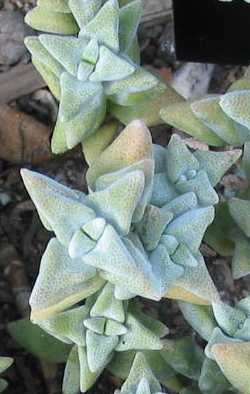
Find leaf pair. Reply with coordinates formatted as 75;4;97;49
25;0;163;153
149;134;240;304
115;352;165;394
161;67;250;147
21;123;241;321
39;284;167;392
179;297;250;393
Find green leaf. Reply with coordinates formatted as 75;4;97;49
111;82;184;127
80;0;120;52
161;337;204;380
220;90;250;131
229;197;250;238
232;232;250;279
191;96;241;146
199;357;231;394
178;302;217;341
0;358;13;375
204;202;235;257
211;341;250;394
25;7;79;35
8;319;71;363
63;346;80;394
160;101;225;147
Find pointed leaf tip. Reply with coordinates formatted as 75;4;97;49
211;341;250;394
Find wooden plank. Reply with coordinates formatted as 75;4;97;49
0;63;45;104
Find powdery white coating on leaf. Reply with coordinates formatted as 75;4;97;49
80;0;120;52
83;225;160;300
38;0;71;13
95;159;154;223
69;0;102;28
23;126;240;316
40;305;89;346
116;313;163;352
165;252;219;305
165;207;215;253
78;346;102;392
116;352;164;394
21;169;95;246
178;302;217;341
220;90;250;131
212;301;246;337
191;96;242;146
87;170;145;235
29;238;104;321
160;102;225;147
25;0;157;154
211;342;250;394
86;119;153;187
33;283;168;389
90;282;126;322
161;65;250;147
86;330;119;372
25;6;79;35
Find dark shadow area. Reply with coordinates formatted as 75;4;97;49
173;0;250;65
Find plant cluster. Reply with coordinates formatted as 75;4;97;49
160;66;250;147
3;0;250;393
20;119;241;393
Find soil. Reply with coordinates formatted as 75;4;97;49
0;1;249;393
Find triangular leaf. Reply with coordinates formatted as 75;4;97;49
191;96;241;145
63;346;80;394
90;283;125;323
116;313;163;351
69;0;102;28
81;0;120;51
160;102;225;147
87;170;144;235
29;238;104;321
78;346;101;392
86;330;118;372
220;90;250;131
25;6;79;34
90;46;135;82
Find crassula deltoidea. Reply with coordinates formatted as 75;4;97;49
13;0;250;392
24;0;182;154
160;65;250;147
21;119;242;392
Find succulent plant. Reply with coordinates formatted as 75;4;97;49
38;284;167;392
114;352;165;394
0;357;13;392
20;119;242;392
179;297;250;394
149;133;240;305
160;66;250;147
18;1;250;392
205;140;250;280
24;0;182;154
21;122;241;315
